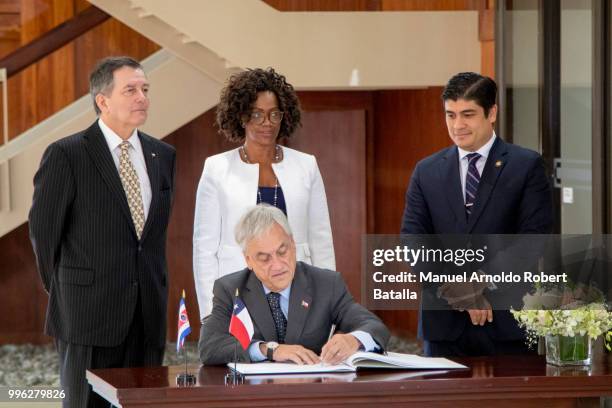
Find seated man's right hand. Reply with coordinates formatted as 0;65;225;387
264;344;320;365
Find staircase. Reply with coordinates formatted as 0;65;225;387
90;0;480;89
0;0;480;237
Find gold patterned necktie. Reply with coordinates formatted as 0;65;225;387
118;141;145;239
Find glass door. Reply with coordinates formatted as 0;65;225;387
558;0;593;234
498;0;604;234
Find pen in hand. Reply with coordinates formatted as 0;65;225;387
327;324;336;342
321;324;337;366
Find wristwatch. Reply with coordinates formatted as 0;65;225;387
266;341;279;361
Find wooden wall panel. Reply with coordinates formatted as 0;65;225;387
162;109;235;342
10;42;76;138
0;0;20;58
0;0;20;14
20;0;73;43
74;0;91;14
0;224;48;344
0;31;19;59
72;19;161;96
479;3;495;78
372;88;453;337
373;88;451;233
297;91;376;232
481;39;495;78
9;0;76;139
287;110;367;300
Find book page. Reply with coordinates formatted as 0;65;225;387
347;351;467;369
228;362;356;375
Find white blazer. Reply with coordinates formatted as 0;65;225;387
193;146;336;318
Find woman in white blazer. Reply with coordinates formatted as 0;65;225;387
193;68;335;319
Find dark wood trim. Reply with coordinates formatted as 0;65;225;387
479;8;494;42
608;0;612;234
540;0;561;234
365;94;375;233
0;6;110;77
494;0;506;141
264;0;381;11
592;0;608;234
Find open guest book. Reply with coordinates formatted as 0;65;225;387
227;351;467;375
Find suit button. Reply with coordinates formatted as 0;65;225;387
132;280;138;286
138;245;142;252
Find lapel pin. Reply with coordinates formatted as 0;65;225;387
151;153;156;158
301;300;309;309
495;160;502;168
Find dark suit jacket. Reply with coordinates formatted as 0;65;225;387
29;121;176;348
400;137;553;342
199;262;390;365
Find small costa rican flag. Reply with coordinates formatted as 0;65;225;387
176;290;191;353
229;290;254;350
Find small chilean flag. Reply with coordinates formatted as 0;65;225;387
229;289;254;350
176;290;191;353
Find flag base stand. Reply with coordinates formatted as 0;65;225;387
224;338;245;386
176;373;196;387
224;370;245;386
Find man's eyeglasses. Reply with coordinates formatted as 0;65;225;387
248;110;284;125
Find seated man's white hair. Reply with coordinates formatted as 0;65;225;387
235;204;293;251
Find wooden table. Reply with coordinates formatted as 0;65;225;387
87;355;612;407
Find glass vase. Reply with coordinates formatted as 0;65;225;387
545;334;592;366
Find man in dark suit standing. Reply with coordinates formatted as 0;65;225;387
200;204;389;365
401;72;552;357
29;56;175;407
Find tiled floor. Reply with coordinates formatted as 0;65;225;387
0;336;421;387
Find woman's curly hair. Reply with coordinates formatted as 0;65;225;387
216;68;301;142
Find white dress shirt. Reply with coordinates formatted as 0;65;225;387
247;282;378;361
457;132;497;203
98;118;152;219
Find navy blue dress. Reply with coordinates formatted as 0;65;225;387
257;186;287;216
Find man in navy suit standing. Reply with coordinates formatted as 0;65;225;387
400;72;553;357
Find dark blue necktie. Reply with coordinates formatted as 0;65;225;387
266;292;287;343
465;153;481;218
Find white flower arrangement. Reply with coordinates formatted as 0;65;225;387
512;304;612;348
512;283;612;350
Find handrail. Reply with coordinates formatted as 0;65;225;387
0;68;6;146
0;6;110;78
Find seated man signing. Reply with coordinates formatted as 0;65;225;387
199;204;389;365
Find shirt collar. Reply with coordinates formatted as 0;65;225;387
262;282;292;301
457;132;497;161
98;118;139;151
